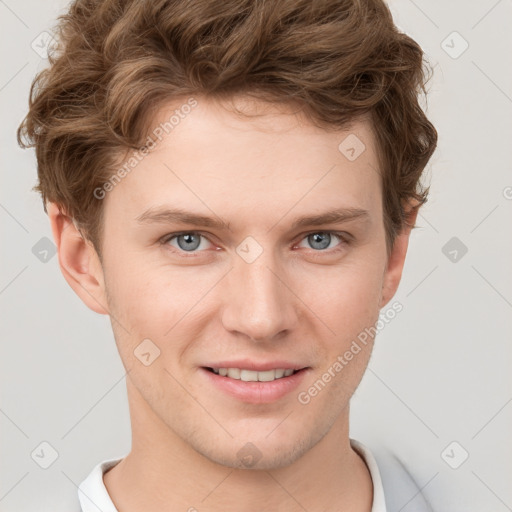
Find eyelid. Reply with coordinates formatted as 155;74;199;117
295;229;352;243
293;230;352;252
159;231;215;249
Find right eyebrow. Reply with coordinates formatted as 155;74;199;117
135;207;231;230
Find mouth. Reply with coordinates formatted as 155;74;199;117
199;361;311;403
200;365;310;403
203;366;305;382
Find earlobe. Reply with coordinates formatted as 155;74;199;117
47;202;109;315
379;204;419;308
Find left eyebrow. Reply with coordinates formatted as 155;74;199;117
288;207;370;231
135;206;370;231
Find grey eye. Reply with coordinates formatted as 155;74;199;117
307;232;332;250
175;233;202;251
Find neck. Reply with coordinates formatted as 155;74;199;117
103;378;373;512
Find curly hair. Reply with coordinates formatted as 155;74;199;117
17;0;437;258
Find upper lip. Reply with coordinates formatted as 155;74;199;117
202;360;308;371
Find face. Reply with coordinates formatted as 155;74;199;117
68;95;408;470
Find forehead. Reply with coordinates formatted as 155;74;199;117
105;95;382;228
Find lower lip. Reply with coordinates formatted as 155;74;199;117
200;367;309;404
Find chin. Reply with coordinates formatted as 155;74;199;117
193;430;322;471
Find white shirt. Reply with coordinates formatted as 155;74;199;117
77;438;430;511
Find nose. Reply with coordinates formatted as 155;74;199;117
221;249;299;342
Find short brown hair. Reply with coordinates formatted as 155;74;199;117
17;0;437;258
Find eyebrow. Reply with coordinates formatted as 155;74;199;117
135;206;370;231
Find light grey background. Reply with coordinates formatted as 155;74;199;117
1;1;511;511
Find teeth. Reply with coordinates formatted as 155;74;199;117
227;368;240;379
240;369;259;382
211;367;298;381
257;370;276;382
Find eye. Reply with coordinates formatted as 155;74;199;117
159;230;351;257
296;231;349;252
161;232;213;253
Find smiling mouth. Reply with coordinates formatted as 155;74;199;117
204;367;305;382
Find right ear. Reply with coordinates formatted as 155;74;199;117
47;202;109;315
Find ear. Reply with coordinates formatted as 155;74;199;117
379;202;420;308
47;202;109;315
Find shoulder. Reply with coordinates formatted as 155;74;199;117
351;438;434;512
76;457;124;512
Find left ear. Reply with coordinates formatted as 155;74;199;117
379;201;420;308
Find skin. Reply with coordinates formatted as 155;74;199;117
48;95;418;512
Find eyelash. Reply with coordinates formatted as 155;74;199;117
158;230;352;257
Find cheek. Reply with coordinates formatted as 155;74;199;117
296;264;384;403
297;259;384;340
104;257;218;341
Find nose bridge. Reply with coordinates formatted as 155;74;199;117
222;242;296;341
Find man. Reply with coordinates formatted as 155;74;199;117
17;0;437;510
